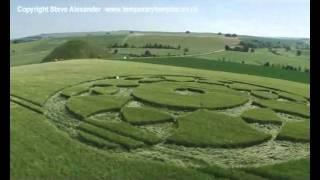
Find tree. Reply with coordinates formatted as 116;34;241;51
113;49;118;54
284;46;291;51
112;43;118;48
185;31;190;34
183;48;189;53
123;43;129;48
177;45;181;49
144;50;152;56
296;50;302;56
264;62;270;67
225;45;230;51
250;48;255;53
218;32;222;35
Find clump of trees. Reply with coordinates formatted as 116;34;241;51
224;33;237;37
296;50;302;56
143;43;180;49
263;62;308;73
111;43;181;50
268;48;281;55
225;45;249;52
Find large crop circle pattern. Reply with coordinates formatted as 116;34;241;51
43;74;310;168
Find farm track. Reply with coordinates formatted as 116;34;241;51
38;75;310;169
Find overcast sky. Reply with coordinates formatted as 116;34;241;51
10;0;310;39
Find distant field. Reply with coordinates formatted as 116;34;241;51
112;48;183;56
10;34;127;66
195;49;309;70
10;39;66;66
125;34;239;54
118;57;309;83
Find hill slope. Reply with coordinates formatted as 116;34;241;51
42;40;107;62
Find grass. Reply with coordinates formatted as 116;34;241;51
120;57;309;84
241;108;282;125
42;40;110;62
253;99;310;118
198;79;225;85
11;102;215;179
125;34;238;54
167;110;271;148
61;83;93;97
77;130;120;149
90;86;119;95
276;121;310;142
10;60;309;106
112;48;183;56
93;79;139;87
139;77;164;83
277;91;307;103
199;165;267;180
243;158;310;180
133;82;249;110
163;76;196;82
121;106;173;125
84;119;162;145
196;49;309;70
66;95;131;119
227;83;268;91
251;90;278;99
10;38;66;66
78;122;145;149
10;96;43;114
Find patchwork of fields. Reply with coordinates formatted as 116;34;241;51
11;60;310;179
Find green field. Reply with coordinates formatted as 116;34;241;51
11;30;310;179
11;59;309;179
195;48;309;70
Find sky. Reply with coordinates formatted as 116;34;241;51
10;0;310;39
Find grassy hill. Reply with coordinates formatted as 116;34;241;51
42;40;108;62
